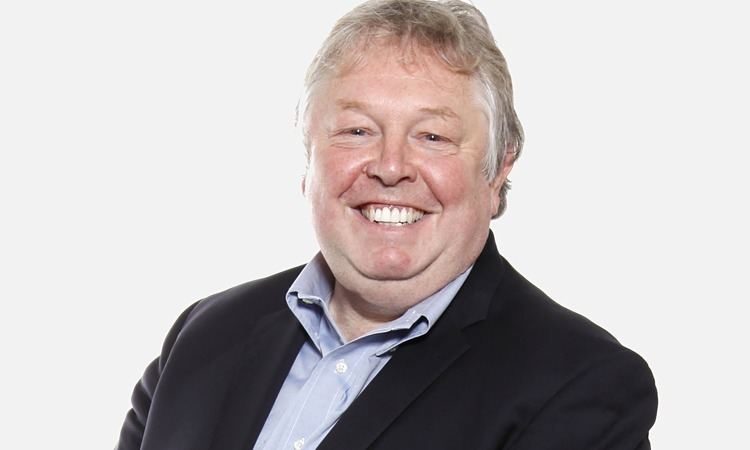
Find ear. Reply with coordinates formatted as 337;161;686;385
489;151;515;213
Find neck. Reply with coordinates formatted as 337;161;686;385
328;280;410;341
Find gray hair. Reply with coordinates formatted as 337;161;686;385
299;0;524;217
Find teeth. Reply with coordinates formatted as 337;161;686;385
361;205;425;225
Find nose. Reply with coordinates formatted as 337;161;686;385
364;136;417;186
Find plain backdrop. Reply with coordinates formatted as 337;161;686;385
1;1;748;448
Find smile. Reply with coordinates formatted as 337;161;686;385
360;205;425;226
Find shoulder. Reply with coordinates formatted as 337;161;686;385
476;257;643;373
460;255;657;446
493;258;621;351
187;265;305;328
471;255;656;413
156;265;305;367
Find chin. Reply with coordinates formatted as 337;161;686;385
353;247;425;281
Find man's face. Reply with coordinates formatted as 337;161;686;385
304;44;511;310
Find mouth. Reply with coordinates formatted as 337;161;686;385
360;204;425;226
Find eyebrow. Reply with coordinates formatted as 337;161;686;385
418;106;459;120
335;100;460;120
335;100;368;111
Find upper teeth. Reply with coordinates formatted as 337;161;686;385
362;205;424;225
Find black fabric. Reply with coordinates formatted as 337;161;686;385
117;233;657;449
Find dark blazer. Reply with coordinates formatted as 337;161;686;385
118;234;657;449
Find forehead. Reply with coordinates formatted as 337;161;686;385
310;43;486;119
337;42;474;93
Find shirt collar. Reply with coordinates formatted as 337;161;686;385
287;253;334;306
286;252;472;350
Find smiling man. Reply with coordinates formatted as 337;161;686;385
303;42;511;341
117;1;657;449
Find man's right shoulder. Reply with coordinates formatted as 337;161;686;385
157;264;305;361
188;264;305;322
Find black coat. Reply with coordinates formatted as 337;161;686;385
118;233;657;449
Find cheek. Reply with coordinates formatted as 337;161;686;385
424;159;487;209
308;149;367;207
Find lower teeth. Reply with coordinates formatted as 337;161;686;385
376;221;405;226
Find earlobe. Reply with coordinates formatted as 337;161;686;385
489;175;504;215
491;153;515;192
490;172;505;193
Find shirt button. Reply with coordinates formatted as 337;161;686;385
301;298;313;304
293;438;305;449
335;360;348;374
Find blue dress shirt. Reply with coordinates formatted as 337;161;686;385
253;253;472;450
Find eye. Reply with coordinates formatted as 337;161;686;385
414;131;458;152
329;126;374;148
348;128;368;136
420;132;452;144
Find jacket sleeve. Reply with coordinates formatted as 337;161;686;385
508;348;658;450
116;302;200;450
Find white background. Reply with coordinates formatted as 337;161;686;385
1;1;747;448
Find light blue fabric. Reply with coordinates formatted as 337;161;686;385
253;253;472;450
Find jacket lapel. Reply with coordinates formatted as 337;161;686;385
318;232;507;450
317;323;470;450
208;306;306;450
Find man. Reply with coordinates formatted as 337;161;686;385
118;1;657;449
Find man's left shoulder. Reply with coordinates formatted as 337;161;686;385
467;257;654;388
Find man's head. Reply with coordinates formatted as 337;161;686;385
301;0;524;218
301;0;523;317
